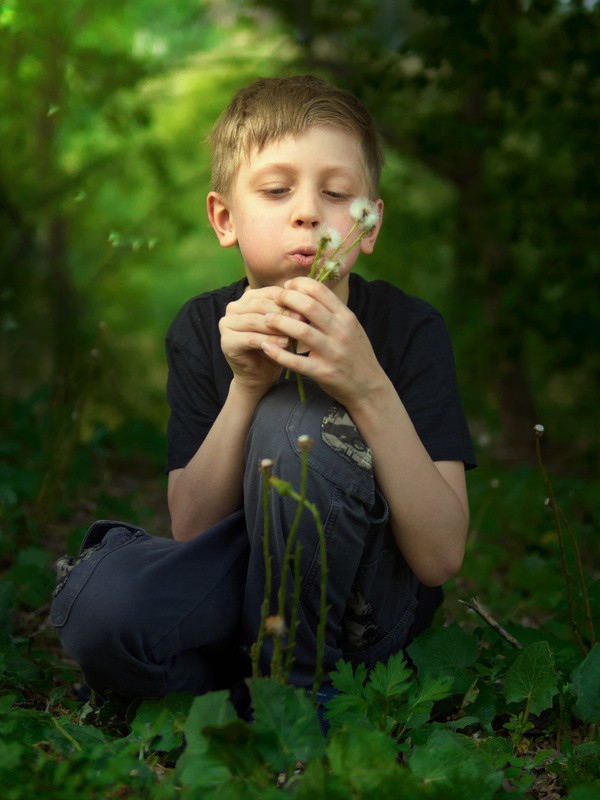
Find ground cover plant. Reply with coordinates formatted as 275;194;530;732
1;395;599;799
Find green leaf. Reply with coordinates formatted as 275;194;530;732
175;690;237;790
367;651;413;700
566;789;600;800
572;642;600;723
203;717;270;779
503;641;558;716
329;659;368;697
130;692;193;752
407;623;479;691
249;679;326;772
295;758;350;800
409;729;503;800
326;727;400;794
403;673;454;729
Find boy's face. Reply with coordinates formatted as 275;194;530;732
207;126;383;300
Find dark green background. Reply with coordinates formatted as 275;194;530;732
2;0;599;529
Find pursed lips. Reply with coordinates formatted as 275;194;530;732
287;247;316;267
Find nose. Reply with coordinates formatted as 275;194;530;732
291;190;321;228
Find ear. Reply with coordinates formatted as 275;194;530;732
359;199;384;255
207;192;238;248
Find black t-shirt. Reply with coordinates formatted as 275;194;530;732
165;273;476;472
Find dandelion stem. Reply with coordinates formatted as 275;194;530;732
271;445;309;680
251;460;274;678
284;540;303;679
51;716;82;752
534;432;587;656
559;504;596;648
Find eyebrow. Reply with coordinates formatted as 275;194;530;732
251;162;362;181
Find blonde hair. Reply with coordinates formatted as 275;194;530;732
208;75;384;200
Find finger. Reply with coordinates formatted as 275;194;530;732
271;292;334;335
263;312;320;349
282;277;342;313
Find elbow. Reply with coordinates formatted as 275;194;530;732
417;552;464;587
413;534;466;587
170;513;200;542
171;522;187;542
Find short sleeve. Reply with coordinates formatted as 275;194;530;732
165;334;221;472
164;282;245;472
395;312;476;470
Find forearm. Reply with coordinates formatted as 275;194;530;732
348;376;469;587
168;380;263;541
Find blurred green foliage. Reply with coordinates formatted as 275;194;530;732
1;0;599;478
252;0;600;464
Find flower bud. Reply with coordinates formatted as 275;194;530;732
259;458;274;475
297;434;314;452
534;424;545;437
265;615;287;638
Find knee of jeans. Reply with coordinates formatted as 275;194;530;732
57;568;151;668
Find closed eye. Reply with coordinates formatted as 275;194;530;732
262;187;289;196
324;190;349;201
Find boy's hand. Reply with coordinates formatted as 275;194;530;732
262;277;386;408
219;286;290;394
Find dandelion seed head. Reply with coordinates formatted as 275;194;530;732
317;225;341;252
317;260;341;282
534;423;545;437
297;434;314;451
350;197;379;231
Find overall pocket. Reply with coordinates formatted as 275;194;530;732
340;524;419;668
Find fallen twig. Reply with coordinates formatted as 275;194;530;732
459;596;523;649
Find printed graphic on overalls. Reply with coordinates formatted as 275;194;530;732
342;588;380;648
321;405;372;471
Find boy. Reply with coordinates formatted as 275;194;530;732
50;75;476;700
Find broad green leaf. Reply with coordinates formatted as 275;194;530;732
0;741;24;771
296;758;350;800
571;642;600;723
409;729;503;800
203;717;271;780
0;693;16;713
327;727;400;794
130;692;193;752
249;679;326;772
503;641;558;715
0;707;54;745
566;789;600;800
175;690;237;790
407;623;479;691
48;720;107;755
